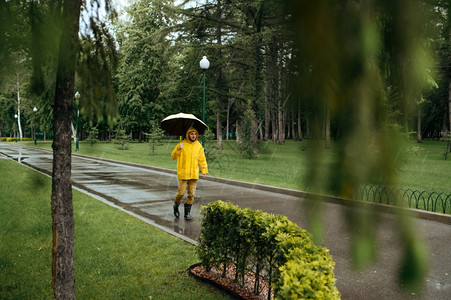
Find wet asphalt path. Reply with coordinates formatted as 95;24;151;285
1;143;450;300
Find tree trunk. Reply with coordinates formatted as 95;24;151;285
226;97;231;140
216;95;223;148
277;97;284;144
448;80;451;136
448;2;451;143
272;107;277;143
277;49;285;145
236;120;241;144
297;99;302;141
287;117;291;139
325;103;331;148
250;110;259;151
264;73;270;142
259;121;263;140
417;103;422;143
264;42;276;143
215;0;223;150
71;122;76;144
16;73;23;141
51;0;81;298
404;113;409;138
250;6;263;152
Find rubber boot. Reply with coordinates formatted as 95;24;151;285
173;202;180;218
184;204;193;221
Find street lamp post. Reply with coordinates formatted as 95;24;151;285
199;56;210;148
74;91;80;152
33;107;38;145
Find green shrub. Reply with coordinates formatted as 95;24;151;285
237;108;258;159
197;200;340;299
113;128;130;150
275;247;340;299
87;126;99;146
204;129;219;162
144;120;164;156
3;137;32;142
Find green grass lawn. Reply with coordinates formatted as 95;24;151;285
0;158;230;299
24;137;451;193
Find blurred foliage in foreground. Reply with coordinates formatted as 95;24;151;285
285;0;443;292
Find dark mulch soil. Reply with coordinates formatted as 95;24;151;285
189;263;273;300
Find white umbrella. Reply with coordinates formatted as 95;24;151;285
160;113;208;136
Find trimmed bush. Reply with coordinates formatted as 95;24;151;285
197;200;340;299
275;242;340;299
2;137;33;142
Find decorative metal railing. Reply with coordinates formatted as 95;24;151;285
356;185;451;214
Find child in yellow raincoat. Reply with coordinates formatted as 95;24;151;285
171;127;208;220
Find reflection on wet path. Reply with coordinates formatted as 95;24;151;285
0;144;204;242
0;144;302;244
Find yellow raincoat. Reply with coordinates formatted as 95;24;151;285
171;128;208;179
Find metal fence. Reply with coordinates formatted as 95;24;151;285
356;185;451;214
